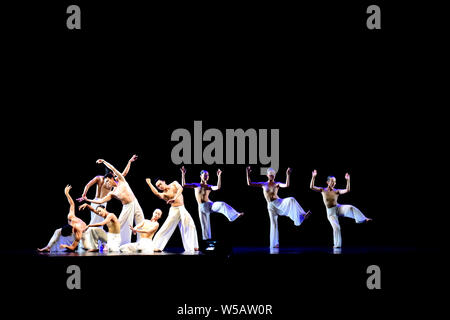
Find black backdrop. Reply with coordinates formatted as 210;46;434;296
3;0;446;251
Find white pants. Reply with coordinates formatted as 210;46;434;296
267;197;307;248
327;204;368;248
118;198;145;246
153;205;199;252
120;238;154;254
46;228;75;252
198;201;241;240
81;228;108;251
89;198;107;225
82;199;108;250
107;232;121;252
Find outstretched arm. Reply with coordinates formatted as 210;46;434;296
180;166;197;188
60;231;81;251
65;185;76;219
338;173;351;194
146;178;164;200
85;215;113;229
85;192;113;204
246;167;264;187
211;169;222;191
279;168;291;188
310;170;323;192
97;159;125;181
121;154;138;177
79;203;96;212
77;176;101;202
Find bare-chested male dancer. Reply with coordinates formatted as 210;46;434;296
39;185;107;252
181;166;243;241
310;170;372;248
80;204;121;252
120;209;162;254
85;159;145;246
247;167;311;248
77;154;138;224
147;178;199;252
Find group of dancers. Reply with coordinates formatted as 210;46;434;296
38;155;372;254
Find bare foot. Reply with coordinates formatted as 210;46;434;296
365;218;373;222
194;248;199;251
154;249;162;252
237;212;244;218
87;249;98;252
37;247;50;252
304;210;312;219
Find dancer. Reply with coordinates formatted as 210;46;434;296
147;177;199;252
246;167;311;248
85;159;145;246
120;209;162;253
181;166;243;241
80;204;121;252
310;170;372;248
39;185;107;252
74;155;138;250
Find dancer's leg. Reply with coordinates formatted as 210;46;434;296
211;201;242;222
198;202;212;240
153;207;181;251
179;206;199;252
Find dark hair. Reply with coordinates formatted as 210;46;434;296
200;170;209;175
327;176;336;181
104;172;114;179
96;205;105;211
61;224;73;237
154;178;165;184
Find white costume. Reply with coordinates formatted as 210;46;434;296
82;198;108;250
326;204;368;248
267;197;308;248
120;238;154;254
117;198;145;246
45;227;75;253
107;232;121;252
81;228;108;251
153;205;199;252
198;201;241;240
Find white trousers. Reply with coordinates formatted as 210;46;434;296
81;199;108;250
326;204;367;248
120;238;154;254
118;198;145;246
81;228;108;251
89;198;107;225
107;232;121;252
153;205;199;252
198;201;240;240
46;228;75;252
267;197;307;248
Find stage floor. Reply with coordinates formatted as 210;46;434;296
9;245;429;257
1;245;446;319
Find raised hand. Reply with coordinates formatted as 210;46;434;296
64;185;72;194
345;173;350;180
180;166;186;174
217;169;222;176
96;159;104;164
286;168;292;175
145;178;152;185
76;196;86;203
129;225;137;235
312;170;317;177
246;166;252;174
129;155;138;162
79;203;88;211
